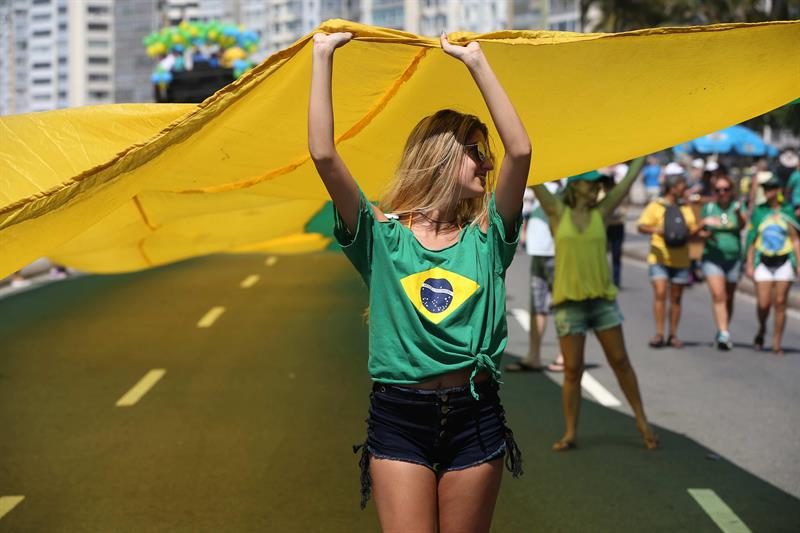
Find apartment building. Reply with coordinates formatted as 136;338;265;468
0;0;114;114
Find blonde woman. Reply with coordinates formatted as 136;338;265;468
534;161;659;452
309;31;530;532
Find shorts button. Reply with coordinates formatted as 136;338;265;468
439;394;448;402
379;386;386;392
440;406;450;414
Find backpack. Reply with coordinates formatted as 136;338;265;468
663;203;689;247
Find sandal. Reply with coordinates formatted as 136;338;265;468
666;335;684;348
552;439;577;452
754;333;764;351
648;335;665;348
505;361;544;372
546;355;565;372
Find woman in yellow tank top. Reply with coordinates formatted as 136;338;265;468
533;158;659;451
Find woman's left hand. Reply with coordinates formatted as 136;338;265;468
440;32;483;64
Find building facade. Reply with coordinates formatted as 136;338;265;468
0;0;114;115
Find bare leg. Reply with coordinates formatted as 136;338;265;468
539;314;564;363
772;281;792;356
668;282;685;343
651;279;667;339
754;281;773;349
706;275;729;332
370;459;438;533
437;459;504;533
554;333;586;449
521;312;544;367
595;326;659;449
725;282;737;322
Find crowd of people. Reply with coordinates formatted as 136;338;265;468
509;152;800;373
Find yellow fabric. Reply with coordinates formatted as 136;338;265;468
1;20;798;278
552;207;617;305
638;201;698;268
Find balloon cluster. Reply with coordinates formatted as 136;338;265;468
144;20;260;87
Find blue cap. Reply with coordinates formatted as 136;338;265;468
566;170;602;183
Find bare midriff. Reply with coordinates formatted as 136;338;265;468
399;368;491;390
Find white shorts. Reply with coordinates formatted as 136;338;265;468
754;261;796;282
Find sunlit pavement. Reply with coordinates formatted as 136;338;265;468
1;250;798;531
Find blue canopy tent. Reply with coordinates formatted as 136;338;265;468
673;124;779;157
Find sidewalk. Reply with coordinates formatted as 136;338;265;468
622;205;800;310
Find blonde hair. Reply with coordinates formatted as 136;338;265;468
379;109;495;228
562;181;600;209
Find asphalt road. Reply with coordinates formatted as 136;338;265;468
1;250;798;532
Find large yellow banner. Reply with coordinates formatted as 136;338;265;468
1;20;797;277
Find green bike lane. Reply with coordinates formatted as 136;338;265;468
1;252;798;531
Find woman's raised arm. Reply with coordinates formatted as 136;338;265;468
440;33;531;235
308;32;385;234
597;156;646;218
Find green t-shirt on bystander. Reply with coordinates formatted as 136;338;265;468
333;187;522;400
700;201;743;262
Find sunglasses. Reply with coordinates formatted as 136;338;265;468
464;143;489;163
715;187;731;193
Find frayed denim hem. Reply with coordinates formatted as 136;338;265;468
442;441;507;472
353;441;437;510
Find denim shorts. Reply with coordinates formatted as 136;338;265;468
553;298;624;337
648;263;691;284
701;258;742;283
352;379;523;510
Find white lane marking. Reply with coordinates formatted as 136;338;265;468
580;371;622;407
265;256;278;266
688;489;752;533
510;308;530;332
116;369;166;407
0;496;24;520
510;308;622;407
197;306;225;328
240;274;260;288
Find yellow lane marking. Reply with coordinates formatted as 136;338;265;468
197;306;225;328
116;369;166;407
240;274;260;288
688;489;752;533
0;496;24;520
265;256;278;266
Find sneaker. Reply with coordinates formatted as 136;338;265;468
716;331;732;351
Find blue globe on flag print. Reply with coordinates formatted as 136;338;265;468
420;278;454;313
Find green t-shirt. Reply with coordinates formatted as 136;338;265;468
745;203;800;268
700;201;743;262
333;187;521;400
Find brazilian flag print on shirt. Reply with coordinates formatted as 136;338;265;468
333;187;521;399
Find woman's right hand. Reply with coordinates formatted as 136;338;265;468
313;32;353;53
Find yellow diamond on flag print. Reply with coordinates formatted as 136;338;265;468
400;267;480;324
